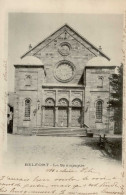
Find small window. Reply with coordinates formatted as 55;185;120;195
24;99;31;120
96;101;103;122
97;76;103;88
25;75;31;86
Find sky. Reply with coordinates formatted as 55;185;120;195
8;13;123;92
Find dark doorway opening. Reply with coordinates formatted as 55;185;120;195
7;105;14;134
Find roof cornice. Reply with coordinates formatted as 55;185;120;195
85;66;116;69
21;24;110;61
14;64;44;68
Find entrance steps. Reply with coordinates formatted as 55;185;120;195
32;127;87;137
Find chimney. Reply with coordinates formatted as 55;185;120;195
99;46;102;51
29;44;32;50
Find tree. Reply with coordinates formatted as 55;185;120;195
108;64;123;134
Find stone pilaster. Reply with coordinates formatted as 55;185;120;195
55;107;58;127
68;107;71;127
36;108;42;127
41;107;45;127
81;107;84;127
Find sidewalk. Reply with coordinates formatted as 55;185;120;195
93;133;122;139
93;133;122;160
2;134;122;171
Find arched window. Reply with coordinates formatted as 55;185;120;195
96;101;103;121
25;99;31;119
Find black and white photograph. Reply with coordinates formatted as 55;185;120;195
0;6;125;194
5;13;123;168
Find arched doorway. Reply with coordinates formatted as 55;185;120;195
71;99;82;127
58;98;69;127
44;98;55;127
7;105;14;134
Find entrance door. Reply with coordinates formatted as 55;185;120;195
71;108;81;127
44;107;55;127
58;107;68;127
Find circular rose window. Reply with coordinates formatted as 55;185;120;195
54;61;75;82
58;42;71;56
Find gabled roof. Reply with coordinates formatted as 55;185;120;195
21;24;110;61
18;56;43;65
87;56;113;66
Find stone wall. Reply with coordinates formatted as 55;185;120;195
13;66;44;134
13;24;116;135
32;28;95;85
84;67;115;134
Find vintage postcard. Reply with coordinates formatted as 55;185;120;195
0;0;126;194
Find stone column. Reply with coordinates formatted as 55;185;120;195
81;107;84;128
41;107;45;127
55;89;58;127
68;107;71;127
55;107;58;127
37;109;42;127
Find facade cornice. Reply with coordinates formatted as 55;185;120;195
85;66;116;69
42;84;85;89
14;64;44;68
90;90;109;92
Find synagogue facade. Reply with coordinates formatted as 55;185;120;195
13;24;115;135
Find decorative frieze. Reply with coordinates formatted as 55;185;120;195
71;91;83;100
45;98;55;106
44;90;56;100
57;90;70;101
58;98;69;106
72;98;82;107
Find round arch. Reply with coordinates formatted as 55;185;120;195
94;99;104;107
45;98;55;107
58;98;69;107
71;98;82;127
44;98;55;127
72;98;82;107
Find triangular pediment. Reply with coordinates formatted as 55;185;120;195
21;24;110;60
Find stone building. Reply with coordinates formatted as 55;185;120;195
13;24;115;136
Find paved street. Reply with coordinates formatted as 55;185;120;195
2;134;121;172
